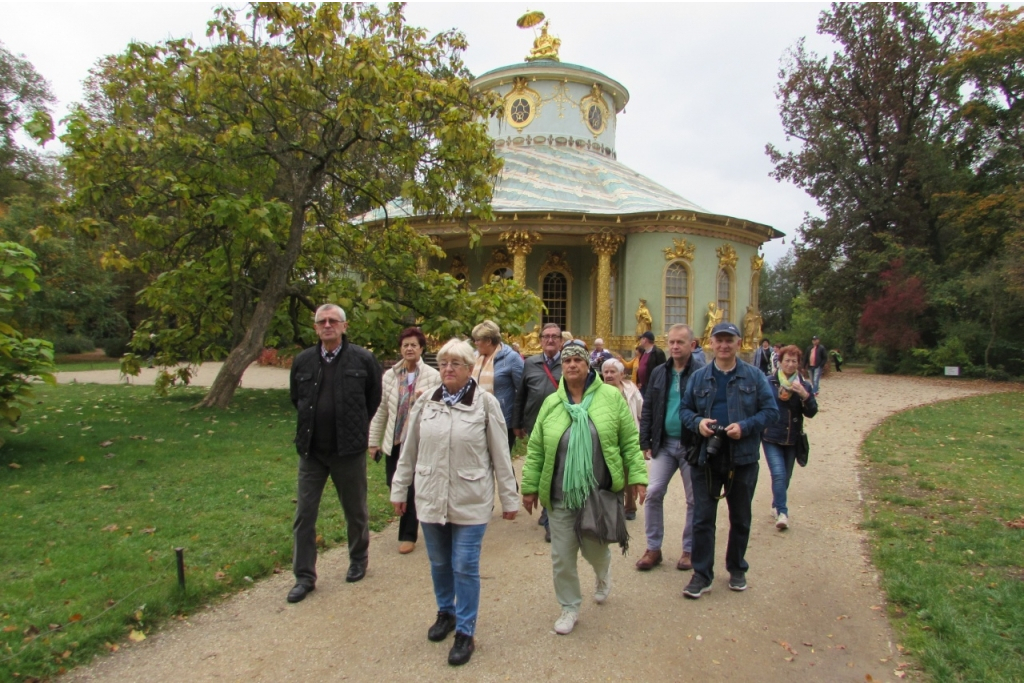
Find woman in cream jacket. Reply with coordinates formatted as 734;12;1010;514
390;338;519;667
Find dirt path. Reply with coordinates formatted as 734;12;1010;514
62;370;1015;682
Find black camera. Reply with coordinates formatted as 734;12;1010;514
705;424;730;457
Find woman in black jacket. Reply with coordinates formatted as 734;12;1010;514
762;345;817;531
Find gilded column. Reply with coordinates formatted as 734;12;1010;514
500;230;541;285
586;232;625;341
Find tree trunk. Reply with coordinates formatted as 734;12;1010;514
197;188;310;408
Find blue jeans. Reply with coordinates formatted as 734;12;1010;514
762;441;796;516
810;367;823;394
691;461;758;582
420;522;488;636
644;437;694;553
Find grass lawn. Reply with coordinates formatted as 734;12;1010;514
862;392;1024;682
54;361;123;373
0;382;396;681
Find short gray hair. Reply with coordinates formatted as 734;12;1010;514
471;319;501;345
314;304;346;322
602;358;625;375
437;338;475;367
668;323;694;340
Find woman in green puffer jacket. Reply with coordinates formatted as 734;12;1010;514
521;339;648;636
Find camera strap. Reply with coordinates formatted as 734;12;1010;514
704;440;735;501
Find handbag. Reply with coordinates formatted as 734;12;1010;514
574;487;630;554
796;432;810;467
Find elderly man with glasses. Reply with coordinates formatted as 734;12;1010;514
287;304;382;603
512;322;564;542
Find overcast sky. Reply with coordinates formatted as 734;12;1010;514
1;2;845;264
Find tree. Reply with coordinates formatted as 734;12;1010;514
758;248;801;333
767;3;978;333
63;3;536;408
0;242;55;443
0;40;55;202
858;260;929;352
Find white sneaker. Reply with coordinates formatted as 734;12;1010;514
594;576;611;604
554;609;578;635
776;512;789;530
771;506;778;519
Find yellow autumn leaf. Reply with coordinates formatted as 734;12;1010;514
128;629;146;642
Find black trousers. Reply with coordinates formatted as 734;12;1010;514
385;443;419;543
691;461;759;582
293;450;369;587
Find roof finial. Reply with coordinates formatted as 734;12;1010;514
517;11;560;62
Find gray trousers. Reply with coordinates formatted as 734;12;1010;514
293;450;369;586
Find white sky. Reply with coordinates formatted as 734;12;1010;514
1;2;844;264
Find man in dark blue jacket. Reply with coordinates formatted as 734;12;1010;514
680;322;777;598
635;324;704;572
288;304;382;602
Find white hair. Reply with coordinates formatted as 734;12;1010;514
314;304;346;322
602;358;625;375
437;338;475;367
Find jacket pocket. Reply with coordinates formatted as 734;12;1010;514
455;467;490;507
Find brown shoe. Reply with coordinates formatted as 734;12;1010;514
398;541;415;554
676;552;693;571
635;549;662;571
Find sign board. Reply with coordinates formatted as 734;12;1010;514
944;366;960;376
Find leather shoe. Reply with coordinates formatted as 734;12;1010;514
635;548;662;571
544;526;551;543
448;632;475;666
346;562;367;583
625;511;636;521
427;611;457;642
286;583;314;603
677;552;693;571
398;541;415;554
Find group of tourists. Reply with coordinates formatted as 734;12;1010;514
286;304;821;667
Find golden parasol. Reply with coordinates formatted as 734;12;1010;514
516;10;545;29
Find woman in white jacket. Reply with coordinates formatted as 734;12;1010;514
369;327;441;554
390;338;519;667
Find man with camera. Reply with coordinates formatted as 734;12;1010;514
679;322;777;598
635;324;704;572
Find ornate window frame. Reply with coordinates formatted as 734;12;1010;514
482;248;514;286
538;251;573;332
579;83;610;138
504;77;542;133
662;259;693;332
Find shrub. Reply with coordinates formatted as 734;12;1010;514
256;347;295;368
94;337;130;358
52;334;95;355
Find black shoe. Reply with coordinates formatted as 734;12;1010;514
625;511;636;521
729;570;747;592
286;583;314;603
544;525;551;543
448;632;475;666
346;562;366;583
682;573;712;599
427;611;457;642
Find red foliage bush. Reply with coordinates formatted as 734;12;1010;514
256;347;295;368
858;261;928;351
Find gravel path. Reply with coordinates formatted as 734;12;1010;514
60;368;1016;682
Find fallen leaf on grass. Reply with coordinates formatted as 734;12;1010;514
128;630;146;642
101;524;119;532
68;614;82;623
154;438;165;443
99;485;116;491
48;623;62;631
8;463;20;469
3;625;17;632
23;625;39;636
104;453;115;459
105;642;119;652
130;435;147;441
141;527;156;535
99;440;114;447
214;571;227;580
1005;516;1024;529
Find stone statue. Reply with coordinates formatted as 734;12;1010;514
635;298;653;337
742;305;762;353
702;301;723;352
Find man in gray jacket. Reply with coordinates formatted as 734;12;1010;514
287;304;382;603
512;322;562;541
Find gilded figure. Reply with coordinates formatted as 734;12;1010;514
702;301;723;352
741;305;762;353
635;298;653;337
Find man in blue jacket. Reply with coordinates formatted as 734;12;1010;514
679;322;778;598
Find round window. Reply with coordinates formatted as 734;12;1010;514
587;104;603;132
510;98;532;124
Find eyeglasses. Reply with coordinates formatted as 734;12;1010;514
315;318;343;327
561;339;588;351
541;334;562;340
438;361;466;370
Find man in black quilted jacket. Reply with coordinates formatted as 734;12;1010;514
287;304;382;602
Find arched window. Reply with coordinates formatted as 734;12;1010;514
542;271;568;330
717;269;732;323
664;261;690;331
492;267;514;281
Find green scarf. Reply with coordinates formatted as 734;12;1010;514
777;369;799;389
561;390;597;511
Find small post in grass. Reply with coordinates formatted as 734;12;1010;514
175;547;186;590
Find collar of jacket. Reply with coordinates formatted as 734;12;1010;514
390;357;424;375
556;370;601;403
319;336;348;360
429;378;478;406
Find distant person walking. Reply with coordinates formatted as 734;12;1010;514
753;338;773;376
804;335;827;396
471;320;524;451
830;349;844;372
601;357;644;519
762;345;817;531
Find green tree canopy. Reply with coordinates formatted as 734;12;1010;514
0;40;55;202
63;2;540;407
